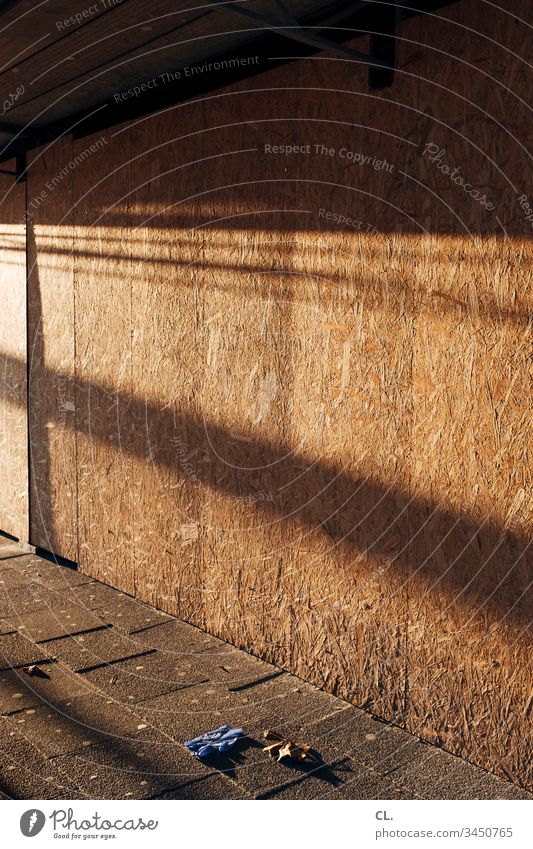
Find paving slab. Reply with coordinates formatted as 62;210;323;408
204;736;351;796
153;773;250;799
40;629;154;672
83;630;289;706
188;707;419;799
3;692;155;758
135;682;281;744
239;672;350;727
185;716;376;798
187;644;285;690
0;720;86;799
4;554;94;590
0;568;31;591
284;710;531;800
55;728;214;799
81;651;206;704
1;606;109;642
397;742;532;800
132;619;223;656
0;632;54;671
32;565;94;591
67;582;137;610
0;662;95;715
87;596;172;635
0;540;29;560
0;617;17;635
0;582;66;620
293;707;423;774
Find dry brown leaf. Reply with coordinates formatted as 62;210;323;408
277;742;293;761
262;729;316;763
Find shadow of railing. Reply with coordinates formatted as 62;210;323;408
2;240;531;328
0;344;531;633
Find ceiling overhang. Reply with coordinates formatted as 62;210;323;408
0;0;458;167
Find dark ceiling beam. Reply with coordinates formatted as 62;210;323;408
266;0;297;26
0;0;31;14
0;0;135;77
0;0;459;164
0;6;214;119
0;120;22;133
310;0;371;30
0;118;35;138
207;0;390;68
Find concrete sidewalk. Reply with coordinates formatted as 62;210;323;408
0;536;530;800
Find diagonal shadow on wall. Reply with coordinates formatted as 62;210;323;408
0;340;530;634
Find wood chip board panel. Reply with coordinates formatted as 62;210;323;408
21;1;532;788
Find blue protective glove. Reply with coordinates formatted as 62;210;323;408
184;724;244;757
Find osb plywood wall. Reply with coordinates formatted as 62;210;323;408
0;166;28;540
20;1;533;788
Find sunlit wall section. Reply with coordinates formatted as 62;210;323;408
0;168;28;540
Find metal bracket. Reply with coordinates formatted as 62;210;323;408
0;119;31;137
0;151;27;182
368;2;396;88
209;0;391;68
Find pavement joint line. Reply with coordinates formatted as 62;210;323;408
149;772;251;800
62;648;158;674
228;669;285;692
8;701;159;758
1;657;57;672
129;623;168;635
0;553;30;561
127;616;285;665
32;624;112;644
130;678;211;704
